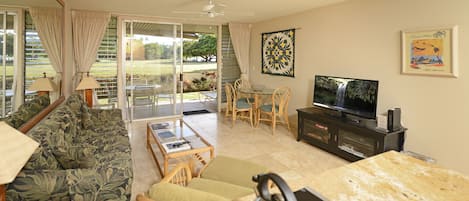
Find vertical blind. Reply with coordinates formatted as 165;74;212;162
221;25;241;102
91;16;118;104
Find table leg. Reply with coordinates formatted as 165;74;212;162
254;94;259;127
163;156;169;177
146;126;150;150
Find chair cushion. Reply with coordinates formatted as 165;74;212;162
201;155;269;189
236;99;251;109
260;104;279;112
188;178;253;200
148;182;230;201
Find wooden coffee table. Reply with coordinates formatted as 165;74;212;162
146;118;214;177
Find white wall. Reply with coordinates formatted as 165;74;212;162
250;0;469;175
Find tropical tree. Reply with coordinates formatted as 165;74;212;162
188;34;216;62
144;43;163;60
183;40;196;60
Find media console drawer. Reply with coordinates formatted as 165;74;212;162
297;107;406;161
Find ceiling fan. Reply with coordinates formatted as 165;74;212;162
173;0;252;18
173;0;226;18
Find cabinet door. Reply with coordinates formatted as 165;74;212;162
302;118;332;145
337;129;377;158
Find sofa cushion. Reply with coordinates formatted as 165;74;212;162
47;105;80;142
66;168;131;201
23;146;62;170
187;178;253;199
52;145;97;169
64;94;93;129
200;155;269;189
3;95;50;128
6;169;70;200
148;182;230;201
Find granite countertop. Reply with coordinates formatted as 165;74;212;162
309;151;469;201
237;151;469;201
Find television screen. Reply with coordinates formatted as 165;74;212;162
313;75;378;119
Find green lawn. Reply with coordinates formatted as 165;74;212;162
90;59;216;77
2;59;216;78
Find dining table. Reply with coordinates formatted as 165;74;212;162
238;87;276;127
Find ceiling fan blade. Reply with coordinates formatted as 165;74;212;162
172;10;206;15
216;2;227;7
222;10;255;17
203;4;215;11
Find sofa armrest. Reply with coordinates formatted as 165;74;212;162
161;162;193;186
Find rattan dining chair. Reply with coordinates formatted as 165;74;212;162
257;86;291;134
225;83;253;127
234;78;255;104
233;78;251;90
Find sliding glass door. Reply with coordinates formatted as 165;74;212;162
123;20;182;121
0;10;17;117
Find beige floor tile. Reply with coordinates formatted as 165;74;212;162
130;112;348;201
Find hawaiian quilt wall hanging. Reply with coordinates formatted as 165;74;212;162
262;29;295;77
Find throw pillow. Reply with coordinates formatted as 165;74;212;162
52;145;97;169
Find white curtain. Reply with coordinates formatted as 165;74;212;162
228;23;251;81
29;7;63;98
72;10;110;85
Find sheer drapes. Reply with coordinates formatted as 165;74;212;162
29;7;63;98
228;23;251;81
71;10;110;85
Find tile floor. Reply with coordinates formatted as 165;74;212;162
128;112;348;200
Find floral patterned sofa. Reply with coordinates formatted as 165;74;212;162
6;94;132;201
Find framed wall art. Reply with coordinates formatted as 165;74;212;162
262;29;295;77
401;26;458;77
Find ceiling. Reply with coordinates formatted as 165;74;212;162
0;0;62;8
68;0;348;24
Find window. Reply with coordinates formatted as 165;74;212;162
0;10;16;117
90;16;118;106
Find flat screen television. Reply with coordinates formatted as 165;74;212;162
313;75;379;119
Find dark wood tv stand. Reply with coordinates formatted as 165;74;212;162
297;107;406;161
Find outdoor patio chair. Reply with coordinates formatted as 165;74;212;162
133;86;157;113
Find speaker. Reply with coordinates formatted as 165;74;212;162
387;108;401;132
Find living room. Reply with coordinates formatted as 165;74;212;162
1;0;469;200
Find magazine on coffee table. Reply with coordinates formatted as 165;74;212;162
151;122;170;130
162;139;191;153
156;130;177;142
